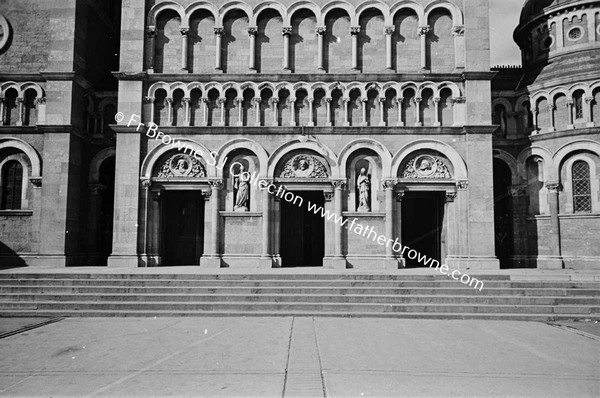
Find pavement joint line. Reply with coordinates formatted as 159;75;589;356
0;317;64;340
281;317;295;398
546;322;600;342
0;375;32;394
320;370;599;380
312;317;328;398
83;326;233;397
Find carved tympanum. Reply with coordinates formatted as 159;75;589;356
156;154;206;178
279;155;328;178
401;155;451;179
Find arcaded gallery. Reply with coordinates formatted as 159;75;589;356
0;0;599;271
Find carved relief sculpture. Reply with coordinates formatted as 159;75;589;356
401;155;451;179
157;154;206;178
356;168;371;212
279;155;328;178
233;164;250;212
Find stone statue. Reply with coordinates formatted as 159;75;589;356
357;168;371;212
233;164;250;211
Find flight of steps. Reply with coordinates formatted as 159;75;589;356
0;273;599;321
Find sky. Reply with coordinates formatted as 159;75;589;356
489;0;526;66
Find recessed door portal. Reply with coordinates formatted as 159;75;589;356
162;191;204;265
280;191;325;267
401;192;444;268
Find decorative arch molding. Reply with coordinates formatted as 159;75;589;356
391;139;468;180
267;139;339;178
0;137;42;178
424;0;464;25
553;140;600;176
184;2;219;24
89;148;116;183
218;1;253;26
140;139;214;179
146;1;186;27
515;95;532;111
1;81;44;98
285;1;320;25
531;92;551;108
320;1;355;26
355;1;391;26
493;149;519;185
390;1;425;24
215;138;269;177
492;98;514;112
251;1;286;26
338;138;393;179
516;146;553;183
148;82;171;98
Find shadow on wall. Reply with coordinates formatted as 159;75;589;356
0;240;27;269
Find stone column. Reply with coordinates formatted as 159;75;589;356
183;97;190;126
397;97;404;126
0;97;4;125
384;26;394;70
214;27;223;71
325;97;332;126
361;97;368;126
418;26;430;70
218;97;225;126
433;97;441;126
332;181;345;259
343;98;350;126
585;97;595;127
139;179;151;263
532;108;539;134
254;97;261;126
236;98;243;126
146;27;157;73
414;97;422;126
271;98;279;126
180;28;189;71
308;98;315;127
383;180;395;258
200;179;224;268
316;26;326;71
379;97;386;126
260;180;271;260
248;27;258;71
282;27;292;70
542;182;564;269
443;191;457;261
288;97;296;126
566;101;574;129
351;26;360;71
510;184;528;267
16;98;24;126
201;97;208;126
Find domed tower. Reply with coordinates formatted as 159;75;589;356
491;0;600;270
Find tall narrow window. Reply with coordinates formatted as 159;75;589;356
572;161;592;213
574;91;584;120
1;161;23;210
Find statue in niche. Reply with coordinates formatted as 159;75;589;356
233;163;250;211
356;168;371;212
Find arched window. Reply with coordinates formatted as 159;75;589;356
1;160;23;210
573;91;584;120
572;160;592;213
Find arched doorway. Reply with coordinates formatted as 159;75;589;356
493;159;513;268
98;157;115;261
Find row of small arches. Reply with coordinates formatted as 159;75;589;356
0;82;45;127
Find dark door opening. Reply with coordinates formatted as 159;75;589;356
493;159;514;269
280;191;325;267
401;192;444;268
162;191;204;265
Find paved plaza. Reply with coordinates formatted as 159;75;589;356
0;317;598;397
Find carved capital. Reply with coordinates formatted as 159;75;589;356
35;97;46;105
209;179;224;190
16;97;24;104
182;97;191;104
396;97;404;104
201;97;209;103
510;184;528;196
332;180;346;189
433;97;441;104
361;97;368;103
316;26;326;35
452;96;466;104
165;98;173;105
180;28;189;36
350;26;361;36
214;27;224;36
395;191;405;202
585;97;594;104
146;26;157;38
414;97;422;104
384;26;395;36
253;97;262;105
325;97;332;103
202;190;212;201
545;182;561;192
217;97;226;105
282;26;292;36
140;179;151;189
418;26;431;36
445;192;457;202
382;180;396;190
456;180;469;190
379;97;386;104
566;100;573;107
248;26;258;36
270;98;279;105
323;192;335;201
143;96;153;103
30;177;42;188
151;189;164;202
452;25;465;36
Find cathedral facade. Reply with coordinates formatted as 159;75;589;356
0;0;598;270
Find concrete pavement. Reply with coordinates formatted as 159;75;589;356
0;317;598;397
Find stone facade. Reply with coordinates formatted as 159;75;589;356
0;0;598;270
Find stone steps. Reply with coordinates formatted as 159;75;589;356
0;272;598;320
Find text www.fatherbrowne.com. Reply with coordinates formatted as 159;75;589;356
123;112;484;292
